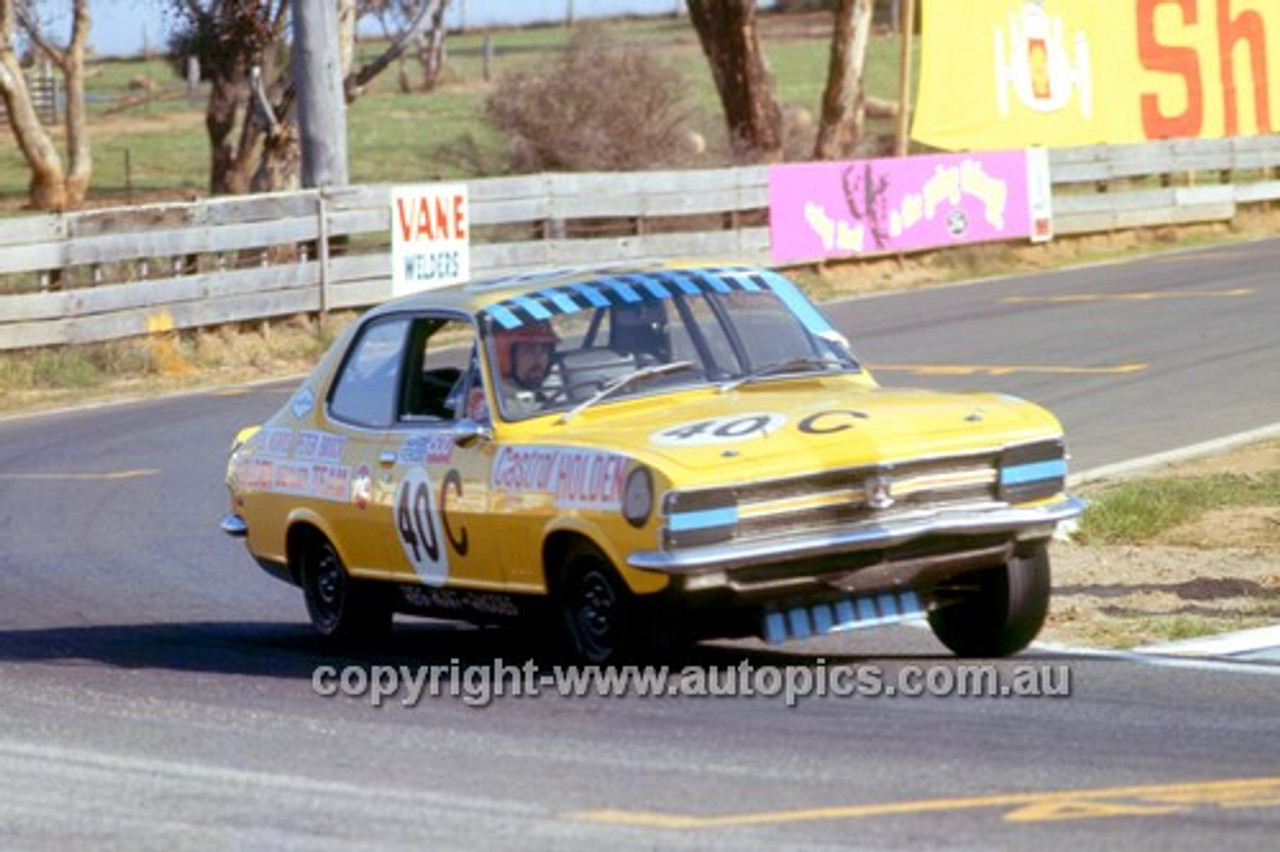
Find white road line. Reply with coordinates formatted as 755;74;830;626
1032;642;1280;677
1133;625;1280;658
0;738;543;815
1068;422;1280;486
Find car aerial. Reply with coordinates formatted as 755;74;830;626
220;261;1085;662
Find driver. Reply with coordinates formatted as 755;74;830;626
491;320;559;417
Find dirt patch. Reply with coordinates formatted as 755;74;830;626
1042;441;1280;649
1162;506;1280;550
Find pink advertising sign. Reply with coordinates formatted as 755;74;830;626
768;150;1043;264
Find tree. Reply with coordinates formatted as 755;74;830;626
0;0;91;211
168;1;288;195
365;0;449;93
685;0;782;162
170;0;449;196
813;0;872;159
485;24;698;174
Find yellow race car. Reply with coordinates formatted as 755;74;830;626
221;262;1084;662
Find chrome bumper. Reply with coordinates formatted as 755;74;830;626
628;495;1086;575
219;513;248;538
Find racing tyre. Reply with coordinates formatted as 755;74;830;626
300;536;393;642
927;543;1051;657
554;541;635;664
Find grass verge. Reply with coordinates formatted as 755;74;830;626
1077;472;1280;545
1043;440;1280;650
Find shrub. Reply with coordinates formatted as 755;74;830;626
484;24;704;173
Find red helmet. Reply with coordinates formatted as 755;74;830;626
493;320;557;377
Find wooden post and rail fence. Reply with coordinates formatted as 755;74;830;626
1;135;1279;352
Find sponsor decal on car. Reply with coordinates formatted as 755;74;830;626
294;431;347;462
260;427;295;457
290;387;316;419
310;464;351;502
398;433;454;465
351;465;373;509
492;446;627;510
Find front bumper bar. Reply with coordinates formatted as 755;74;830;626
628;495;1086;576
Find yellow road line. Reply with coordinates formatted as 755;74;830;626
209;387;292;396
1000;288;1253;304
0;469;162;481
566;776;1280;829
871;363;1147;377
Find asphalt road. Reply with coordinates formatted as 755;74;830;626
0;238;1277;850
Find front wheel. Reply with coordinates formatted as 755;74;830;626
299;536;392;642
553;541;635;664
927;543;1051;657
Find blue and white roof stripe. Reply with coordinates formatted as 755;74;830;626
478;267;838;336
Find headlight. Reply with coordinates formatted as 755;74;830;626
622;466;654;527
662;488;738;549
998;439;1067;503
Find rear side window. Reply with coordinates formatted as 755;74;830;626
329;317;410;428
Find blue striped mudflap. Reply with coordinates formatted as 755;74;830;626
762;590;926;644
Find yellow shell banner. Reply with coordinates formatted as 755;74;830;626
912;0;1278;150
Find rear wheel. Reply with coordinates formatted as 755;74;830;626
927;543;1051;657
299;536;392;641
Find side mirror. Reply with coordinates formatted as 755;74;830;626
451;419;492;448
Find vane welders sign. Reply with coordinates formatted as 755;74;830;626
391;183;470;295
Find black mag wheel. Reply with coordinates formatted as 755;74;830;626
927;542;1052;658
555;541;634;664
300;536;392;641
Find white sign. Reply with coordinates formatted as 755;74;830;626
390;183;470;295
1026;147;1054;243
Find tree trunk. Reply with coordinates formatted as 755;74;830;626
0;54;65;209
419;16;447;92
0;0;94;211
186;0;445;195
61;0;92;207
207;69;255;195
813;0;873;160
685;0;783;162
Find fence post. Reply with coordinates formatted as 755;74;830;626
317;191;331;320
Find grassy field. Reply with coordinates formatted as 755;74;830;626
0;11;912;210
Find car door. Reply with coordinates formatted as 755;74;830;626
384;313;500;591
320;313;412;578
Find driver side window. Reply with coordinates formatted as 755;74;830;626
401;316;484;422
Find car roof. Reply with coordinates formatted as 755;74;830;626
363;260;767;323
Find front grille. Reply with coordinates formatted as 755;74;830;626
661;440;1066;552
664;451;998;549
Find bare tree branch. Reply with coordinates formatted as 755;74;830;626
346;0;444;100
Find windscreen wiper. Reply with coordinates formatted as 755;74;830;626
558;360;698;423
717;356;846;393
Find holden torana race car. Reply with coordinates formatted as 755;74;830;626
221;262;1084;662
